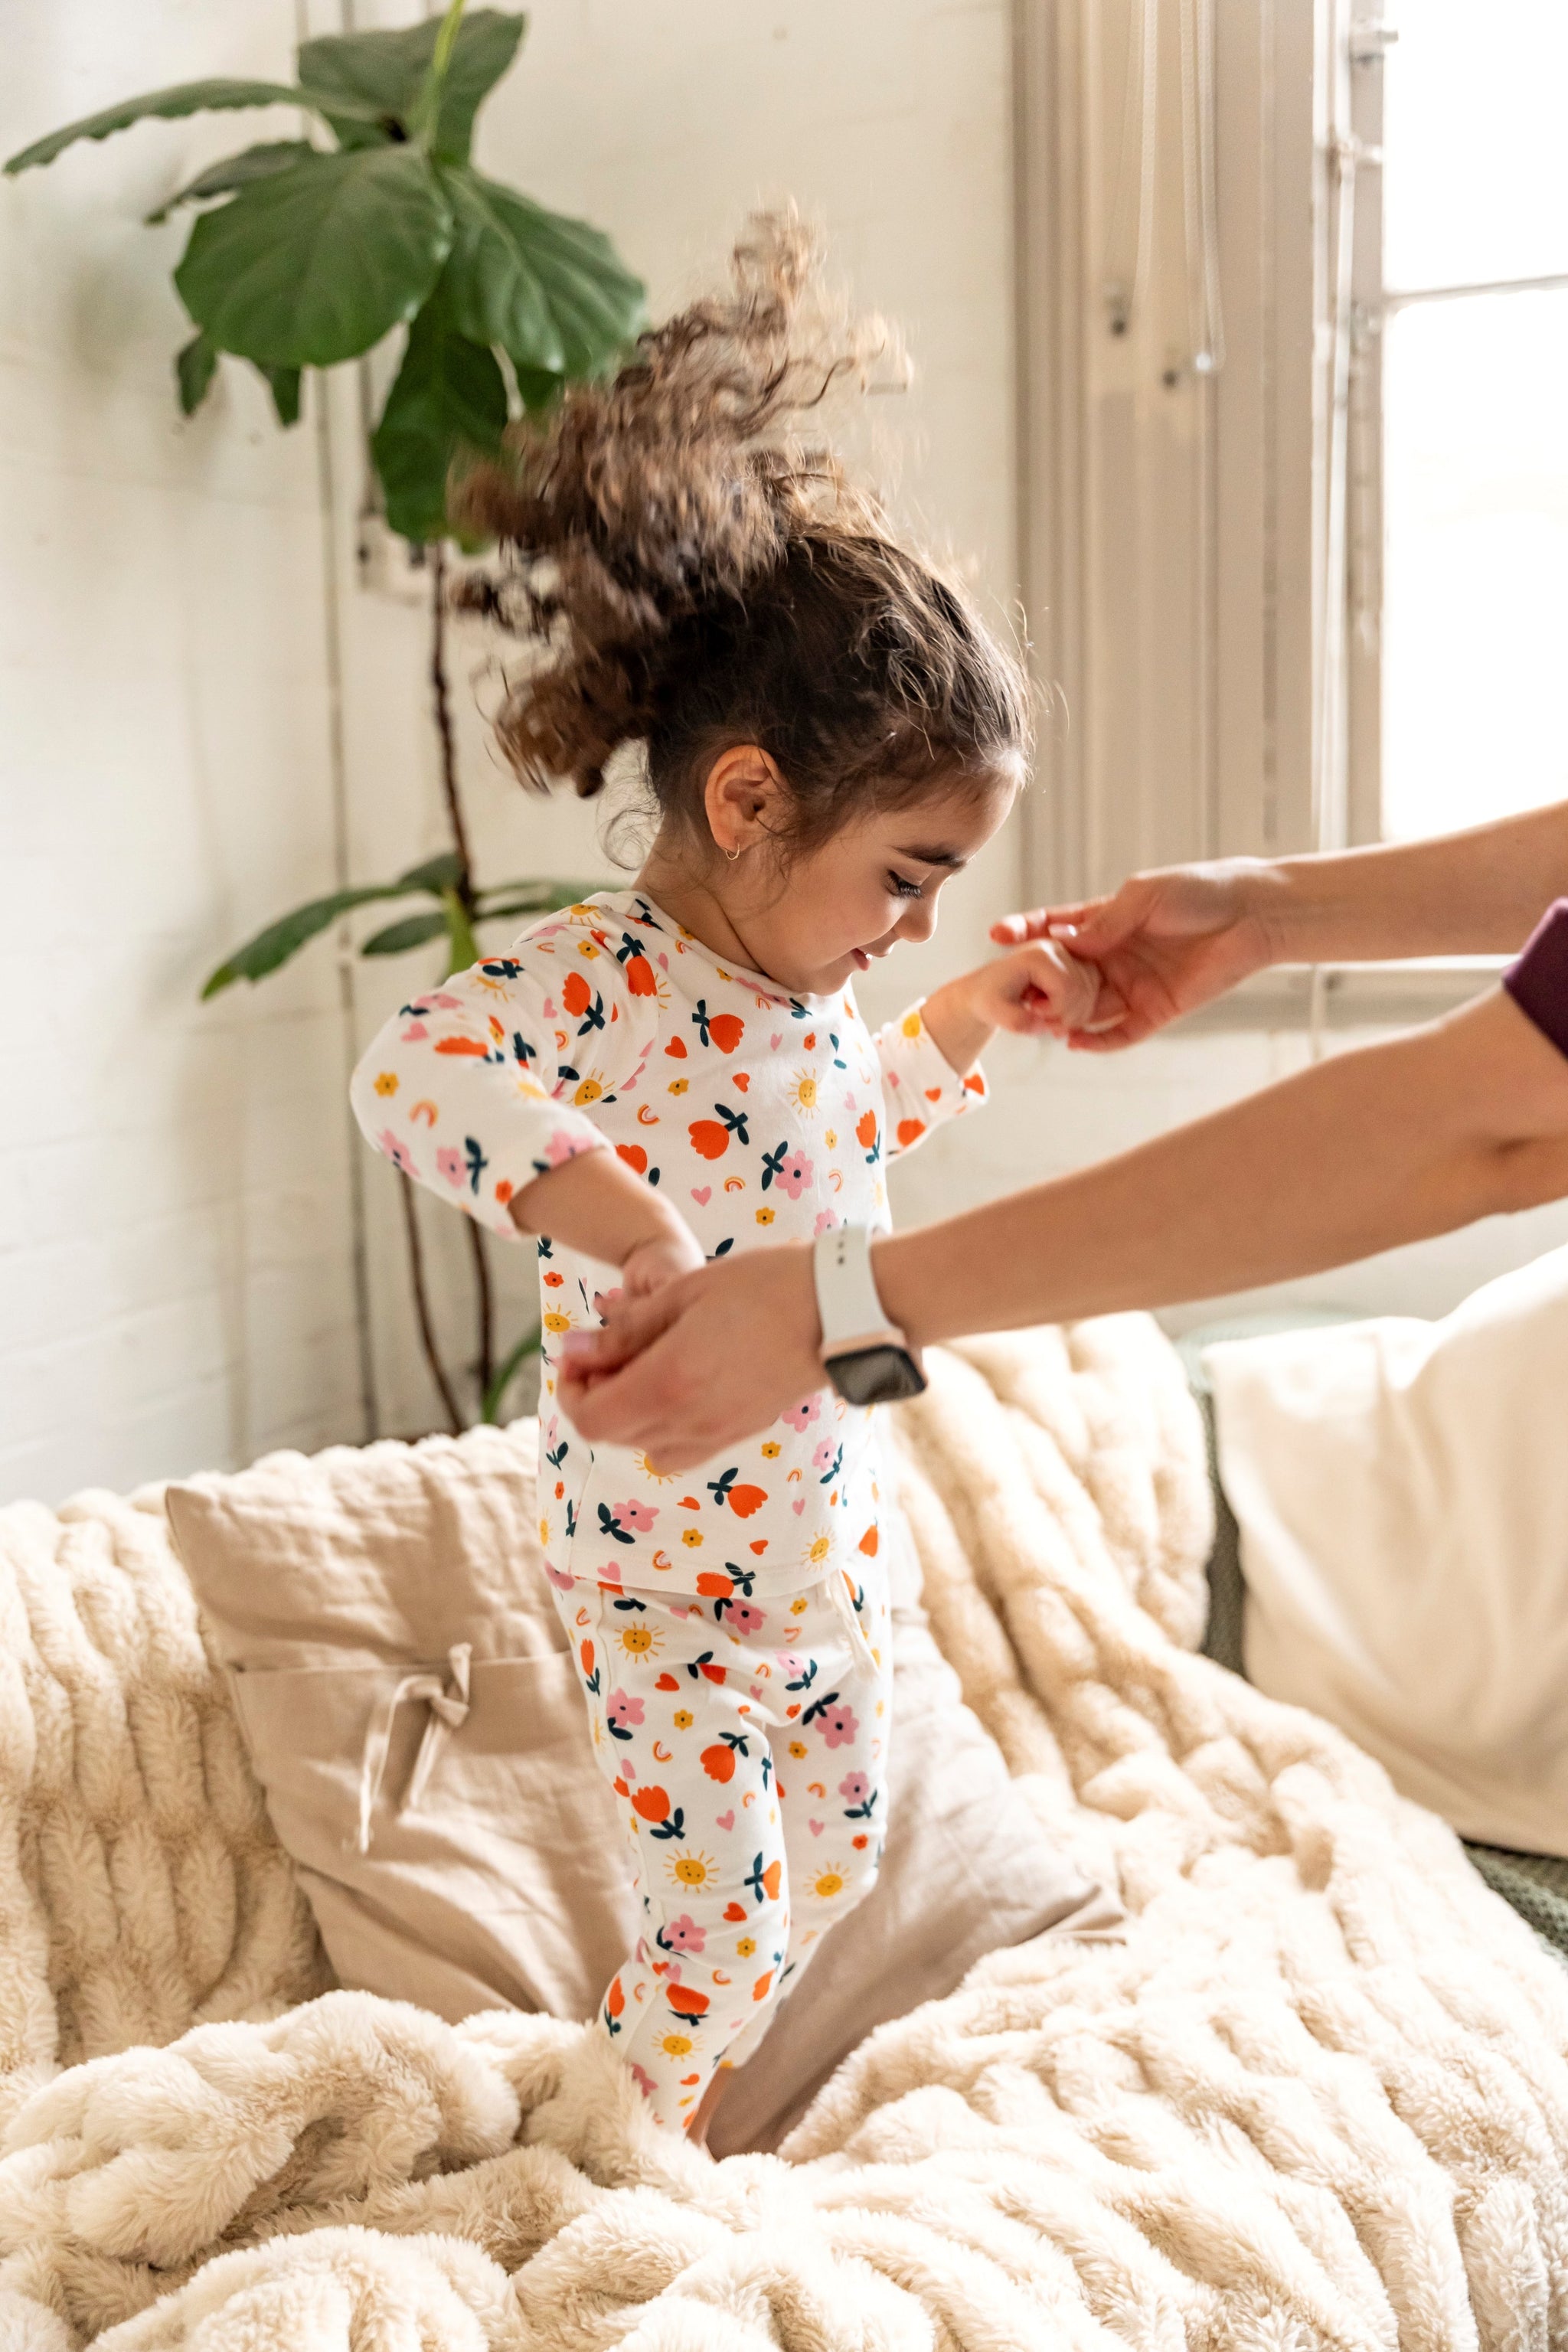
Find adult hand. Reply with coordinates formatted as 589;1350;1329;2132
560;1241;823;1470
989;858;1282;1050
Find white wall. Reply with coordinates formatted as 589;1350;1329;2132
0;1;370;1507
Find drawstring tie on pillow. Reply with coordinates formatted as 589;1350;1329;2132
352;1642;472;1855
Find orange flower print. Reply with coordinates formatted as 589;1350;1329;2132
896;1118;927;1148
373;1071;398;1096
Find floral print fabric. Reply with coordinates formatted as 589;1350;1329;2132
350;890;985;1601
557;1560;891;2132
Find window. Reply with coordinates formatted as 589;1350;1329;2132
1374;2;1568;842
1017;0;1568;901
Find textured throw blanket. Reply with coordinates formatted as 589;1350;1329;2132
3;1320;1567;2350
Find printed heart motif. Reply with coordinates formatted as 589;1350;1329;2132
809;1819;825;1836
665;1035;688;1058
770;1032;783;1050
750;1540;767;1554
656;1672;679;1690
792;1498;805;1515
750;1686;764;1701
541;998;557;1019
925;1086;942;1102
717;1808;736;1831
691;1186;712;1206
679;1495;700;1509
724;1901;747;1921
733;1071;750;1091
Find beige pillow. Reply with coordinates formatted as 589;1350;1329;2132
166;1423;639;2025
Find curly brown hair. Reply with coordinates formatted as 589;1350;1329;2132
455;214;1031;855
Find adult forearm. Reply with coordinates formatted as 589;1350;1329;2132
1254;802;1568;965
874;990;1568;1343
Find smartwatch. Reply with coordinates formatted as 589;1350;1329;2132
812;1224;927;1406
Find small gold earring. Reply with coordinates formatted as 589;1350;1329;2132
724;842;742;864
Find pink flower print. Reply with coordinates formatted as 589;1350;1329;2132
838;1771;870;1805
606;1688;645;1736
400;1019;429;1042
781;1396;820;1433
544;1129;583;1167
429;991;463;1010
812;1437;836;1474
662;1913;707;1955
813;1209;838;1236
775;1650;807;1679
614;1498;658;1533
818;1698;860;1749
545;1563;575;1592
629;2061;656;2099
776;1149;814;1200
726;1601;766;1638
435;1146;465;1187
375;1129;415;1175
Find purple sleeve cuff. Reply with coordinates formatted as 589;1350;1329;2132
1504;900;1568;1058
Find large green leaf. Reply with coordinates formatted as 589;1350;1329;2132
297;11;525;164
201;852;460;996
360;908;449;956
175;146;451;368
145;140;314;225
441;166;644;376
256;361;302;426
371;283;507;543
481;1321;542;1423
176;331;217;416
3;80;363;175
442;888;482;976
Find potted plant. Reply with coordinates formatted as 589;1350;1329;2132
7;2;645;1429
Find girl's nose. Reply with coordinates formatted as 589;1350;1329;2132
897;895;939;946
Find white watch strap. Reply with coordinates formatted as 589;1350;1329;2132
813;1224;905;1357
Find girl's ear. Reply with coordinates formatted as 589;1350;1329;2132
704;744;790;859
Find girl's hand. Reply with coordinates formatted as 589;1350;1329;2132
970;939;1109;1038
990;860;1281;1050
620;1222;707;1300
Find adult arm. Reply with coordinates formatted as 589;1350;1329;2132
560;983;1568;1465
991;801;1568;1050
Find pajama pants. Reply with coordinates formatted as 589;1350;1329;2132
553;1562;892;2133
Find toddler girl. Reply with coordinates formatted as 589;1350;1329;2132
351;220;1099;2135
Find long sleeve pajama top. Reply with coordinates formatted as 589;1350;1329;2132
350;889;985;1601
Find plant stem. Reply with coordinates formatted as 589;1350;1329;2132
466;1216;495;1399
430;541;475;906
482;1322;542;1425
399;1169;463;1435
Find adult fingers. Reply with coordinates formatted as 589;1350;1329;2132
989;898;1097;946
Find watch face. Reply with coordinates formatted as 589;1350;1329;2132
827;1344;927;1406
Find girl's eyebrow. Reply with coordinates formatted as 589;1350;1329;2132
896;844;966;870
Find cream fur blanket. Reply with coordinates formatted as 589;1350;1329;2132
2;1321;1567;2350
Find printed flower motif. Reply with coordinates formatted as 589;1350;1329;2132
606;1688;645;1736
735;1936;756;1958
545;1563;575;1592
668;1078;689;1095
373;1071;398;1096
754;1207;776;1225
814;1209;839;1236
838;1771;870;1806
788;1740;808;1760
681;1528;704;1549
726;1601;766;1638
614;1498;658;1533
818;1699;860;1749
672;1708;694;1730
812;1439;836;1472
775;1149;814;1200
760;1442;781;1459
662;1913;707;1954
375;1129;416;1175
630;2062;657;2098
435;1147;465;1187
781;1396;820;1433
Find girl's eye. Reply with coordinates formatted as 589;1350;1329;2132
889;873;925;900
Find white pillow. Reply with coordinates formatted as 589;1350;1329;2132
1207;1244;1568;1857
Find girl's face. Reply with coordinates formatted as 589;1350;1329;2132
725;772;1020;998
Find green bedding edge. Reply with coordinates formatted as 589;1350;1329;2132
1191;1377;1568;1968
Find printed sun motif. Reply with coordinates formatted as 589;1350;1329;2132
543;1310;573;1335
658;2031;694;2058
802;1535;831;1572
789;1070;821;1118
808;1867;846;1901
635;1452;676;1485
617;1620;665;1659
668;1847;718;1890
